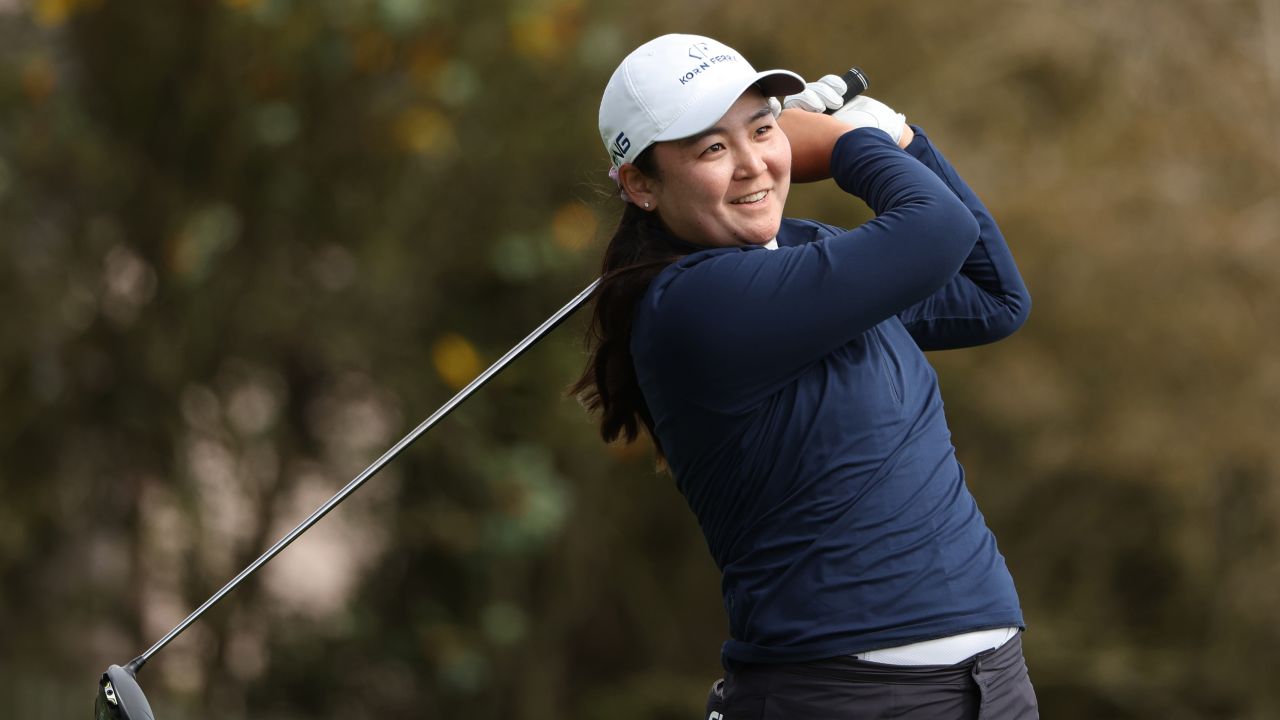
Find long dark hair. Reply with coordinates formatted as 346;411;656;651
570;147;699;462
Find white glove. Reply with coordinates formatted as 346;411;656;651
831;95;906;144
782;74;847;113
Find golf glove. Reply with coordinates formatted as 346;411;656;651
782;74;848;113
831;95;907;144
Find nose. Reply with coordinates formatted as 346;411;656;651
732;143;767;180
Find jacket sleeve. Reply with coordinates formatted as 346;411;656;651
894;126;1031;351
638;128;980;412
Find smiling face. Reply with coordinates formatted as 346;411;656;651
622;88;792;248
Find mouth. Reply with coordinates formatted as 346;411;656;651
730;189;770;205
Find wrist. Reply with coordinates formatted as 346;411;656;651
897;122;914;149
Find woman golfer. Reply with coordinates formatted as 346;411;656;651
573;33;1037;718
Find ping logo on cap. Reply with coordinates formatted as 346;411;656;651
610;132;631;163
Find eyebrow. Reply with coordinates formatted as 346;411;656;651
678;106;775;148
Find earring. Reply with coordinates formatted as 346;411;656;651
643;202;651;209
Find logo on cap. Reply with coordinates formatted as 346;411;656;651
677;49;738;86
609;131;631;163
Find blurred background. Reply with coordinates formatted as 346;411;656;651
2;0;1278;717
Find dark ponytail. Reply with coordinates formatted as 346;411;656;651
570;147;696;462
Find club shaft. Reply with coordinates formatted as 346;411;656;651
132;278;600;671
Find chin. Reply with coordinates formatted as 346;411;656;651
743;221;782;245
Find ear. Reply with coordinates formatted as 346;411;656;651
618;162;659;210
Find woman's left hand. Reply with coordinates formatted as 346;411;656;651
831;95;909;146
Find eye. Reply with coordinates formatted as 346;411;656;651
755;124;773;137
700;142;725;156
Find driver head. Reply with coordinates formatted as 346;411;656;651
95;664;156;720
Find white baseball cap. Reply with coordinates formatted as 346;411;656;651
599;34;805;168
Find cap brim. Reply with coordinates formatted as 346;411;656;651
653;69;805;143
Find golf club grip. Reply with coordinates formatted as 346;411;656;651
824;67;869;114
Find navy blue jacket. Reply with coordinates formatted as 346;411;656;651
630;127;1031;664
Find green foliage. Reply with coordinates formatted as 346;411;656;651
2;0;1278;717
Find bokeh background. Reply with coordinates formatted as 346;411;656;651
3;0;1278;717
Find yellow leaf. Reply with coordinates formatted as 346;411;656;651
432;333;481;390
394;107;456;157
551;201;597;251
33;0;72;27
509;1;581;63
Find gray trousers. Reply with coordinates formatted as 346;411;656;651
705;633;1038;719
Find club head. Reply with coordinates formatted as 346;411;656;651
95;664;156;720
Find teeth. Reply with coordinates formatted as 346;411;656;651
732;190;767;204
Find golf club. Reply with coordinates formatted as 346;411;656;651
95;279;598;718
94;67;870;719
